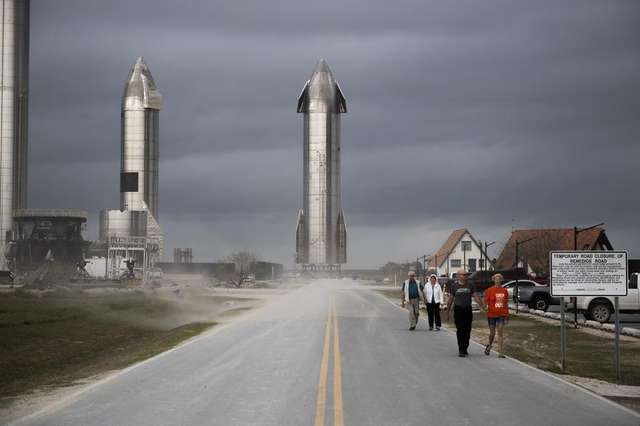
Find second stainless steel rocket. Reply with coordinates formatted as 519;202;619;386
296;59;347;269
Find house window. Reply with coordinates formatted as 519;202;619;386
461;241;472;251
468;259;477;272
450;259;461;268
479;259;485;269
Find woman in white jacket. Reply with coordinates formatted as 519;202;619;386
424;274;444;330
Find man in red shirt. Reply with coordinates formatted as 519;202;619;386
484;273;509;358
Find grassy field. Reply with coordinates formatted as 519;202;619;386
0;289;247;400
376;288;640;385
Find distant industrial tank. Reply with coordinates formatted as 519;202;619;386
0;0;29;269
295;59;347;272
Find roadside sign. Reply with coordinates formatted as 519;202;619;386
549;251;628;297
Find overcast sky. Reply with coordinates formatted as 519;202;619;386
28;0;640;268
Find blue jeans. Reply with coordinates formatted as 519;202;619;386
487;316;507;326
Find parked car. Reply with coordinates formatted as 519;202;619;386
517;284;562;312
501;279;543;300
467;268;529;292
573;272;640;323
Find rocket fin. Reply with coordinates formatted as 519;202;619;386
296;209;307;264
296;80;310;113
141;200;164;259
335;81;347;113
337;210;347;264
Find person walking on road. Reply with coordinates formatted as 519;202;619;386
484;273;509;358
445;269;485;357
401;271;425;330
425;274;443;330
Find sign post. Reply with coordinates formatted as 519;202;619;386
560;297;566;371
614;296;621;380
550;251;627;376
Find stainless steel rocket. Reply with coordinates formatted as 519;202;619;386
98;57;162;267
119;57;163;246
120;57;161;218
296;59;347;270
0;0;29;268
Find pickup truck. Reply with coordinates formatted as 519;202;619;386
574;272;640;323
516;283;561;312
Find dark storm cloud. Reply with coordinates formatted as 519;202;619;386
28;0;640;267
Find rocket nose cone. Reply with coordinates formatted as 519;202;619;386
310;59;334;81
313;59;330;74
128;57;149;80
298;59;346;113
123;56;162;110
308;59;336;96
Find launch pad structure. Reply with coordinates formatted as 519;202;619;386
300;264;342;273
104;235;161;281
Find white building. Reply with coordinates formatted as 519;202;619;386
427;229;493;277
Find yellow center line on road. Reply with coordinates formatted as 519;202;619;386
314;300;345;426
332;302;344;426
314;304;332;426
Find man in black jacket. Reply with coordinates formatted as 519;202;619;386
445;269;485;356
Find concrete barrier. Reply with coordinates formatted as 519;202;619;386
622;327;640;338
585;320;603;329
510;304;639;339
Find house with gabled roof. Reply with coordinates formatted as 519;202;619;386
427;229;493;277
494;228;613;276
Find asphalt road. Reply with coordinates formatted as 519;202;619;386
10;280;639;426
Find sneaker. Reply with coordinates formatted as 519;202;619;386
428;327;433;331
458;353;466;357
435;327;440;331
484;345;491;356
409;326;416;330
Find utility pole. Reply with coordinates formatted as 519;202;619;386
572;222;605;328
433;254;438;276
514;237;536;314
418;254;428;282
484;241;496;272
463;246;467;271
